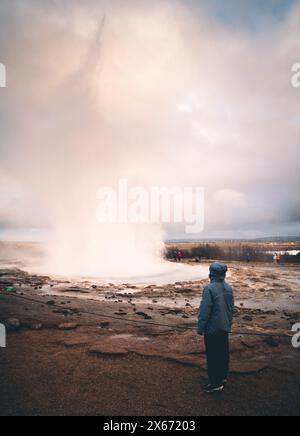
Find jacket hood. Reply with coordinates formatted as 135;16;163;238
209;262;228;282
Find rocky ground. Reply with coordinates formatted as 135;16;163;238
0;262;299;416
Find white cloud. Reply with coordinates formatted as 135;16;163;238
214;189;246;207
0;0;300;242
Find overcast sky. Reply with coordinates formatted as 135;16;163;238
0;0;300;241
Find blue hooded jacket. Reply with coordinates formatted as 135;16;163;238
198;263;234;335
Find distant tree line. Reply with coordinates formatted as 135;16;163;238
280;252;300;263
165;243;300;263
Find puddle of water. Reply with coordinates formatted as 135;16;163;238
40;288;201;309
115;289;142;295
236;297;300;312
25;263;209;286
129;295;200;309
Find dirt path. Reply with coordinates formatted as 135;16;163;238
0;329;299;416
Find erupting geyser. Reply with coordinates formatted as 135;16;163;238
3;1;298;281
12;2;207;280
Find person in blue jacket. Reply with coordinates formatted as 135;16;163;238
198;262;235;394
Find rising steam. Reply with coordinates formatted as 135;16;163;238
1;0;300;278
15;2;202;278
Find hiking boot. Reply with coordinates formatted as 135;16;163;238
204;384;225;394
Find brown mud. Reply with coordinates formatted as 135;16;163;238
0;262;299;416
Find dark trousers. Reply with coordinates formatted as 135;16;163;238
204;333;230;387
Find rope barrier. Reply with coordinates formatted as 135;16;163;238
0;291;292;339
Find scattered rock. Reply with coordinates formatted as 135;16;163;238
46;300;55;306
243;315;253;322
6;318;21;331
53;309;71;315
58;322;78;331
175;288;194;294
136;312;152;320
161;308;183;316
31;323;43;331
98;322;110;329
284;311;299;321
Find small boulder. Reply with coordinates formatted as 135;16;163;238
6;318;21;331
99;322;110;329
58;322;78;331
31;323;43;331
136;311;152;320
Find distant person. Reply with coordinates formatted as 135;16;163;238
273;253;278;264
198;263;235;394
246;253;251;263
276;253;281;265
177;250;183;262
